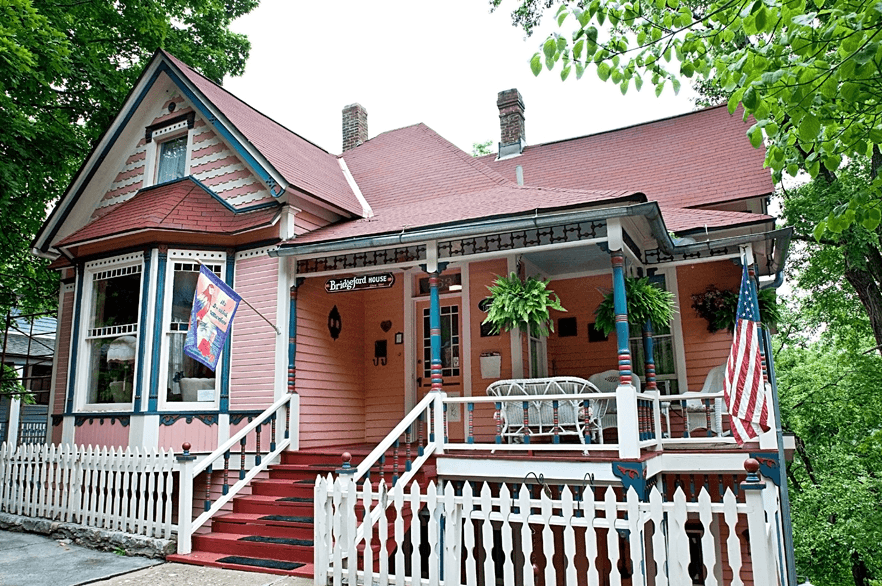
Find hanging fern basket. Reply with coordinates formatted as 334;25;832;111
482;273;566;338
594;276;677;337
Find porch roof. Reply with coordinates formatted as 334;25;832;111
55;177;280;249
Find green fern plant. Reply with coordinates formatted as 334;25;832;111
482;273;566;337
594;276;677;337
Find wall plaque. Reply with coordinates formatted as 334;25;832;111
325;272;395;293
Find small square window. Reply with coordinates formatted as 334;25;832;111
157;136;187;183
558;317;577;337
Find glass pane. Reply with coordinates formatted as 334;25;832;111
90;273;141;331
88;337;136;404
157;136;187;183
166;333;215;402
654;336;676;375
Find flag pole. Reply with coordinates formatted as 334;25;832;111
195;259;281;335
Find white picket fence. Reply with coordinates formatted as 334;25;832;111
0;443;178;539
315;475;783;586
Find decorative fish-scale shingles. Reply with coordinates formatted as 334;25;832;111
189;118;274;210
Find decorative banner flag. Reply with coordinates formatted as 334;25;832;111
184;265;241;371
724;263;770;445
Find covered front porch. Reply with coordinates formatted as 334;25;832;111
276;201;791;470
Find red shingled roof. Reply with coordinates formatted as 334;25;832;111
56;178;279;247
662;207;773;233
479;105;773;210
291;123;642;244
162;51;361;216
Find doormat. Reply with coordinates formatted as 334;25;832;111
240;535;313;547
258;515;313;523
216;556;303;571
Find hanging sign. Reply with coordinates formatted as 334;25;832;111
325;272;395;293
184;265;241;371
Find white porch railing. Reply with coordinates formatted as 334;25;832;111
314;467;783;586
176;392;297;554
0;442;177;539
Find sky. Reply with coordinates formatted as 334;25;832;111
223;0;699;155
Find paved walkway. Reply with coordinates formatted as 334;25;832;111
0;531;312;586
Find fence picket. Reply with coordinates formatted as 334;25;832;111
626;487;646;586
345;476;358;586
480;482;496;586
699;488;720;586
649;487;668;586
604;486;621;586
561;486;577;585
426;480;439;586
331;475;343;586
443;481;461;586
499;483;515;584
518;484;535;586
362;480;374;586
723;488;744;586
462;482;478;586
541;486;557;586
583;484;600;586
669;487;690;583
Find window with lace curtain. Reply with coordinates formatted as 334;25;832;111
163;258;223;406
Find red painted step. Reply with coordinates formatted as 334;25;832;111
169;445;436;577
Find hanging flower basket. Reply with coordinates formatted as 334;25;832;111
482;273;566;338
594;276;677;337
691;285;780;333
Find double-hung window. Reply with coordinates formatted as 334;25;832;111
81;255;143;406
156;136;187;184
161;253;224;407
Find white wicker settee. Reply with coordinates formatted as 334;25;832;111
485;377;606;443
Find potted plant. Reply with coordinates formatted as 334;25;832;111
482;273;566;337
691;285;780;333
594;276;677;336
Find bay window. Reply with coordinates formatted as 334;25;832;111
82;258;143;406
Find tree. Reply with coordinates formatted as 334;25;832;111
472;140;495;157
491;0;882;233
775;319;882;586
0;0;258;316
781;161;882;354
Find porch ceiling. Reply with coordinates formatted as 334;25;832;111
523;244;610;277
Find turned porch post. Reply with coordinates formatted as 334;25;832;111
424;248;448;455
610;245;640;459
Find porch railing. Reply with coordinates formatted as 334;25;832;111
0;442;177;539
314;461;783;585
176;392;297;554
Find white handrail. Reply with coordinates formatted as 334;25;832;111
352;391;438;481
193;393;293;476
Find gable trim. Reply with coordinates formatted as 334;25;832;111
35;54;287;257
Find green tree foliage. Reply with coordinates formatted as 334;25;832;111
491;0;882;233
781;161;882;353
471;140;495;157
776;323;882;585
0;0;258;316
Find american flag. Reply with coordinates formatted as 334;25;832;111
724;263;770;445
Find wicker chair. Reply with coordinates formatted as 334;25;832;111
486;377;605;444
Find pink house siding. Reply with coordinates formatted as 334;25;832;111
53;289;74;417
362;282;405;443
159;418;216;452
74;419;128;448
229;253;279;411
468;259;511;439
296;278;365;448
677;261;741;390
546;276;618;378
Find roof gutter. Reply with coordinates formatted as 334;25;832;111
269;200;793;276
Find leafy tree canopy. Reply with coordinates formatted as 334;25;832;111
0;0;258;316
491;0;882;234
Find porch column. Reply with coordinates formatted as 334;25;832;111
611;250;640;459
642;322;657;392
428;271;443;392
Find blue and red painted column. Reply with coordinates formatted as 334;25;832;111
610;251;632;385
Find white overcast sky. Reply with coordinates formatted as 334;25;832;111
223;0;698;155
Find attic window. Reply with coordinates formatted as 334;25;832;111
157;136;187;183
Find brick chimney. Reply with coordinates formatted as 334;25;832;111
497;89;526;158
342;103;368;152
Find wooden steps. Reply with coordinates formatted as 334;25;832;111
167;445;435;577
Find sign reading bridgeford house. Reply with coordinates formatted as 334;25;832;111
325;272;396;293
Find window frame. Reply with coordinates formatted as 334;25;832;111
75;253;145;412
157;250;227;412
142;111;195;189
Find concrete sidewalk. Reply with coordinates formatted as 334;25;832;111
0;531;312;586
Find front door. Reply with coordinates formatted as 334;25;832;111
415;298;464;440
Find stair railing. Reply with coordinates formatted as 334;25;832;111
328;391;444;553
176;392;296;554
